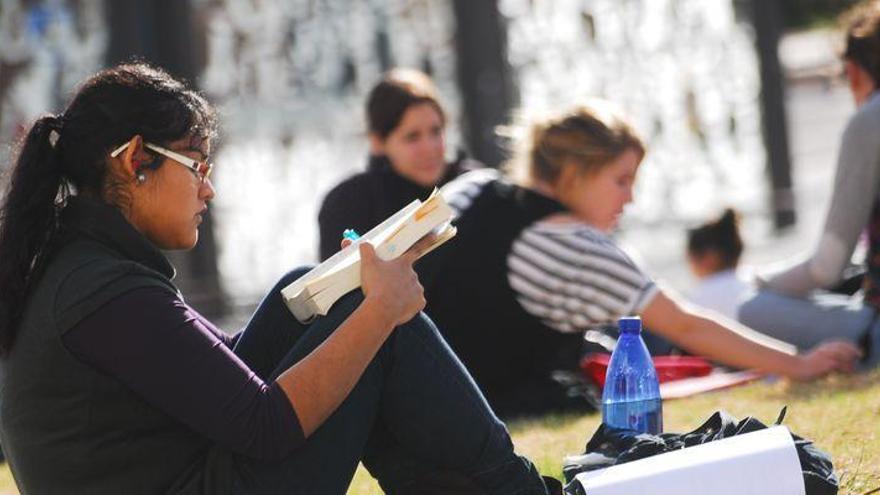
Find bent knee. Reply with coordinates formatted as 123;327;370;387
394;312;449;351
274;266;314;290
401;311;439;333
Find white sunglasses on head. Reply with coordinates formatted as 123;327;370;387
110;140;213;183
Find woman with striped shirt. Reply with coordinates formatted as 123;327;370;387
421;103;861;418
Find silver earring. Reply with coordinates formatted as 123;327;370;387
136;173;146;184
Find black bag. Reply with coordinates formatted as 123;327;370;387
563;408;838;495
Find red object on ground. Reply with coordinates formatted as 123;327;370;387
580;353;713;388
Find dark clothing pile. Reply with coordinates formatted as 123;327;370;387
563;409;838;495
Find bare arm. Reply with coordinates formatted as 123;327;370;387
641;289;860;381
275;242;426;437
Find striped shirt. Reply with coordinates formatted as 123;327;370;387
443;170;658;334
508;222;658;333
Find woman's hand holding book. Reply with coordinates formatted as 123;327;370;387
359;242;426;329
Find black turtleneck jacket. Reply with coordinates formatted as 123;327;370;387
0;198;302;495
317;154;480;260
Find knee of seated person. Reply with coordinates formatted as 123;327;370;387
389;312;445;350
271;266;314;292
337;289;365;311
399;311;438;333
312;290;367;323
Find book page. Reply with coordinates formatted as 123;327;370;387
282;189;456;322
306;192;451;295
308;223;457;314
280;199;422;300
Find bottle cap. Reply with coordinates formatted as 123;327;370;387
618;316;642;334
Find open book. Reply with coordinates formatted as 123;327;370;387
281;190;456;323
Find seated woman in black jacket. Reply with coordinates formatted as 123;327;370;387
0;63;549;495
318;68;478;260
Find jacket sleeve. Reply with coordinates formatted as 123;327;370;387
62;286;305;461
317;177;377;261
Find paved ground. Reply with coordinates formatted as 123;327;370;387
218;29;856;329
630;28;855;293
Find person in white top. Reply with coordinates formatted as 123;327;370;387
686;209;753;321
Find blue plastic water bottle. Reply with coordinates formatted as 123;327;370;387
601;316;663;434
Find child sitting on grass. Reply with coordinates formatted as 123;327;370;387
686;208;752;321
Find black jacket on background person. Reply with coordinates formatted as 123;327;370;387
416;179;591;418
317;153;479;261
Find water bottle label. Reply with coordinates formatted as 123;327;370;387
602;398;663;434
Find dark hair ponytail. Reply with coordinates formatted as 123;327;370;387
0;63;216;354
687;208;743;270
0;115;66;352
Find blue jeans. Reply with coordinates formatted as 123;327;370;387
738;289;880;368
226;268;548;494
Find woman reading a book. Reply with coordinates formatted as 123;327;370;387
421;103;862;418
0;63;550;494
318;68;480;261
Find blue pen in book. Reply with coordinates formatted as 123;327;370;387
342;229;361;242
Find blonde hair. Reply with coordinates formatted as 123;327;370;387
507;102;645;187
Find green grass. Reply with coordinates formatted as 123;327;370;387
1;371;878;494
351;370;880;494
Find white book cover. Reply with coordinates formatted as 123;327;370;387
281;191;455;322
573;426;805;495
281;199;422;303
